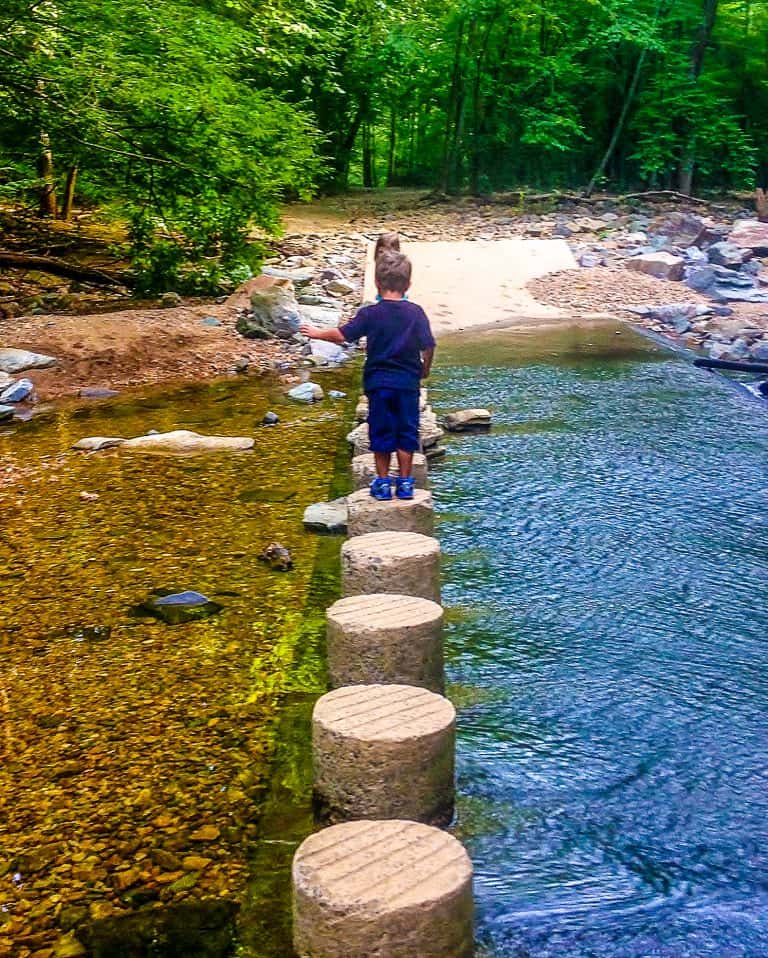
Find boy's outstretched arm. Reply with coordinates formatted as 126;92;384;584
421;347;435;380
299;323;346;344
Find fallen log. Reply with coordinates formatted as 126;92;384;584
0;250;124;287
693;357;768;375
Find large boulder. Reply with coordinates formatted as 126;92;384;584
653;212;706;247
626;252;685;281
728;220;768;255
707;241;751;269
0;348;56;374
299;304;344;331
237;282;301;340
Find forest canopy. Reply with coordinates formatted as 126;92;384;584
1;0;766;288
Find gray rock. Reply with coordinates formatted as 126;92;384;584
750;341;768;361
79;387;120;399
325;278;356;295
653;212;706;247
624;231;648;244
72;436;126;451
310;340;347;365
288;382;324;403
707;241;751;269
134;591;222;625
708;341;733;360
299;304;343;330
600;212;620;222
0;378;34;403
630;303;710;323
328;390;347;399
200;316;221;327
728;220;768;255
728;337;751;360
444;408;493;432
303;497;348;535
262;266;315;285
626;252;685;281
0;373;14;389
578;253;603;268
685;245;709;263
0;404;15;422
0;348;56;374
237;284;302;340
711;287;768;304
711;265;755;288
685;266;716;293
261;411;280;426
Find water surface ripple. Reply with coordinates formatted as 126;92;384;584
432;326;768;958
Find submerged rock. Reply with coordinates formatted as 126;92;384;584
79;387;120;399
72;436;126;451
0;404;15;422
260;411;280;426
303;497;348;535
0;348;56;374
444;408;492;432
132;590;223;625
258;542;293;570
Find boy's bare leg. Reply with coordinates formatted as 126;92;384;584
374;451;391;479
396;449;413;478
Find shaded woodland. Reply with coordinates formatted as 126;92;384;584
1;0;767;288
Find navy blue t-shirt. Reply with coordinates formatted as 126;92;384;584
340;299;436;393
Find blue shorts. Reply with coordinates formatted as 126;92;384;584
367;388;420;454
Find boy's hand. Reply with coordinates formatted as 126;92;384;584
298;322;317;337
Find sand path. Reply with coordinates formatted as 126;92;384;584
363;238;577;334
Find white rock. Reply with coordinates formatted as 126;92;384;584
0;348;56;374
288;382;324;403
72;436;126;451
121;430;254;453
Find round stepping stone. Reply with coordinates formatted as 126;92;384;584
351;452;428;490
346;488;434;537
326;594;444;692
313;684;455;826
292;819;474;958
341;531;440;602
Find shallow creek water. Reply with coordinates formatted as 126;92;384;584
0;371;352;955
2;322;767;957
432;323;768;957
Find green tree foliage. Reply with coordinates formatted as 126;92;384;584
1;0;766;292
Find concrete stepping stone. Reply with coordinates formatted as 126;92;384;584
312;684;455;825
326;593;444;692
351;452;428;490
346;488;434;537
292;819;474;958
341;531;441;602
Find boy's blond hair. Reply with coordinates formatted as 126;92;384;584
375;251;411;294
374;232;401;260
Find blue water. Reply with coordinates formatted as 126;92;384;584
431;324;768;958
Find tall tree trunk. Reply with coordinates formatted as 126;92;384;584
61;165;78;221
469;16;498;195
387;109;397;185
362;123;376;188
677;0;719;193
37;131;57;218
440;19;465;193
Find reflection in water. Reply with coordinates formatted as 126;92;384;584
433;323;768;957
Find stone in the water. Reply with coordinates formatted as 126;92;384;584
310;339;347;365
260;411;280;425
303;497;348;535
626;252;685;281
133;591;223;625
0;348;56;374
444;408;492;432
79;387;120;399
750;341;768;361
63;624;111;642
72;436;126;451
258;542;293;570
0;404;15;422
328;389;346;399
0;378;34;403
121;430;254;454
288;382;324;403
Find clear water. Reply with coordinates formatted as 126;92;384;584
431;323;768;958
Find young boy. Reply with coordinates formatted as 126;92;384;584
299;250;435;501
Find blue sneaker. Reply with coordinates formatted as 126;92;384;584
395;476;415;500
370;477;393;500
